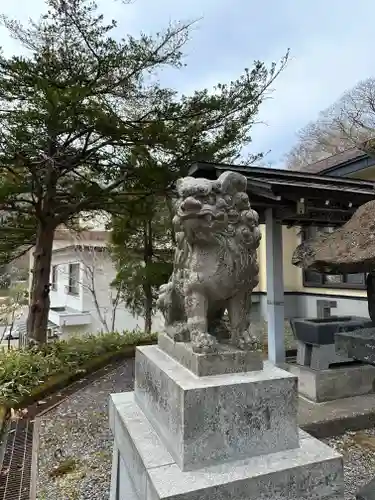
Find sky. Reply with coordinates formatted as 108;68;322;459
1;0;375;168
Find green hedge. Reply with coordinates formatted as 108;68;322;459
0;331;157;407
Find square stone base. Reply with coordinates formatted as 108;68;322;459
289;362;375;403
134;345;299;470
109;392;344;500
158;332;263;376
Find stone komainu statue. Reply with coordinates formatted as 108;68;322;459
157;171;261;353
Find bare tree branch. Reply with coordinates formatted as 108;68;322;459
286;77;375;170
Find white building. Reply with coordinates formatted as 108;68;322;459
29;229;164;338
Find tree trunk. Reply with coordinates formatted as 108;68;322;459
144;285;153;335
27;223;55;345
111;287;122;332
143;219;153;335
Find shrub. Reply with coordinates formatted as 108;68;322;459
0;330;156;405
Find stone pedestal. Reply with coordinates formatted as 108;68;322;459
289;362;375;402
296;340;354;370
356;476;375;499
109;341;344;499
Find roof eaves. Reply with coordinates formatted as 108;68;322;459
191;161;375;189
301;148;368;174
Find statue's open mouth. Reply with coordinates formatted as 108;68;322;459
178;210;215;221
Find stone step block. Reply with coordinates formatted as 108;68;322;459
289;362;375;402
134;345;299;470
109;392;344;500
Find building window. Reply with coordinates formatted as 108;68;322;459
51;265;58;291
67;263;80;295
302;226;366;289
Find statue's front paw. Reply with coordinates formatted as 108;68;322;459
191;331;217;354
231;330;259;351
166;323;190;342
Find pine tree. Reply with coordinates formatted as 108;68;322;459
0;0;288;343
0;0;194;343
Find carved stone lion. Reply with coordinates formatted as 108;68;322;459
157;171;261;353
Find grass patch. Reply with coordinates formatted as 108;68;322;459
0;330;157;407
49;457;79;479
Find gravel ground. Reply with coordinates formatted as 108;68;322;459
252;319;297;350
36;349;375;500
324;430;375;500
36;361;134;500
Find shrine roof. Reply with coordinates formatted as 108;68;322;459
189;161;375;226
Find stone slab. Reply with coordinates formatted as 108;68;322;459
118;452;139;499
109;445;119;500
110;443;140;500
297;390;375;439
110;392;344;500
335;328;375;365
356;476;375;499
134;345;299;470
289;362;375;403
158;331;263;376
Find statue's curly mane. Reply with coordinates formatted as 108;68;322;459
172;181;261;273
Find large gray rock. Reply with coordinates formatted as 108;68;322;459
292;200;375;274
156;171;261;353
292;201;375;323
